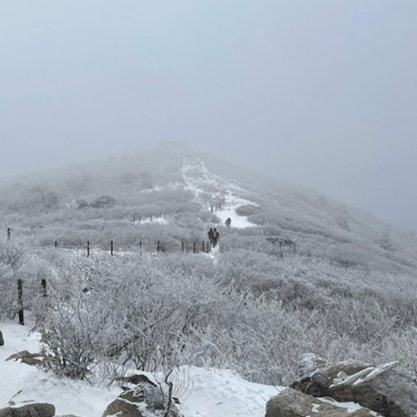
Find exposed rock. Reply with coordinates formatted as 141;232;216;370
296;352;327;378
0;403;55;417
0;330;4;346
265;388;383;417
291;358;417;417
6;351;43;366
103;375;182;417
112;373;158;387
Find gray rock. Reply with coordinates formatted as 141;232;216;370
0;403;55;417
291;359;417;417
266;388;382;417
103;376;182;417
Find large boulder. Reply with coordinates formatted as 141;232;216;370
0;403;55;417
103;374;182;417
0;330;4;346
265;388;382;417
291;356;417;417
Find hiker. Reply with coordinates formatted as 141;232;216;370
212;228;219;248
208;228;214;246
225;217;231;228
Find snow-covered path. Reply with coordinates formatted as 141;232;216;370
181;159;258;229
213;192;256;229
177;366;279;417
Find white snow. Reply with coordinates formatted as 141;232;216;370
352;361;399;386
181;159;258;229
330;361;400;389
318;397;383;416
0;319;279;417
0;320;119;417
173;366;280;417
214;192;257;229
135;215;168;225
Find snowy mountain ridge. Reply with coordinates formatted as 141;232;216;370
1;146;417;417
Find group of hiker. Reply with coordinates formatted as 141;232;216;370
207;227;220;248
207;217;232;249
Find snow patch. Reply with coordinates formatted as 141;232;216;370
319;397;383;416
330;361;399;388
181;159;258;229
0;319;280;417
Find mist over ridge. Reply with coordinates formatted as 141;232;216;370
1;2;417;409
0;142;416;275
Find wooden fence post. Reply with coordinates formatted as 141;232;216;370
110;240;114;256
182;242;185;253
54;241;58;248
17;279;24;325
87;241;90;257
41;279;47;297
193;242;197;253
157;240;160;252
202;241;205;253
139;241;142;255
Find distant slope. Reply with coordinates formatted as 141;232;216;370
0;142;416;273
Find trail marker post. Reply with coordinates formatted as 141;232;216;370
17;279;24;325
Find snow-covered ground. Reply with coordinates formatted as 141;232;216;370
134;214;168;225
181;159;258;229
0;319;280;417
0;159;284;416
213;192;257;229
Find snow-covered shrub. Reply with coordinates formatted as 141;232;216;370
0;242;26;319
24;234;417;386
40;292;111;379
0;260;16;319
37;254;221;379
90;195;117;209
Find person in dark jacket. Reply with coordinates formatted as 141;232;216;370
212;228;219;248
208;228;214;246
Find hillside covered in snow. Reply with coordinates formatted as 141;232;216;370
1;143;417;416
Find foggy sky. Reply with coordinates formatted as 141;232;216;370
1;1;416;231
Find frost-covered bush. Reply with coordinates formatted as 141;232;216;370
90;195;117;209
0;260;16;319
40;293;108;379
37;254;221;379
0;242;26;318
23;232;417;386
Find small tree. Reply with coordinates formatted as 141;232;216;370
91;195;117;208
